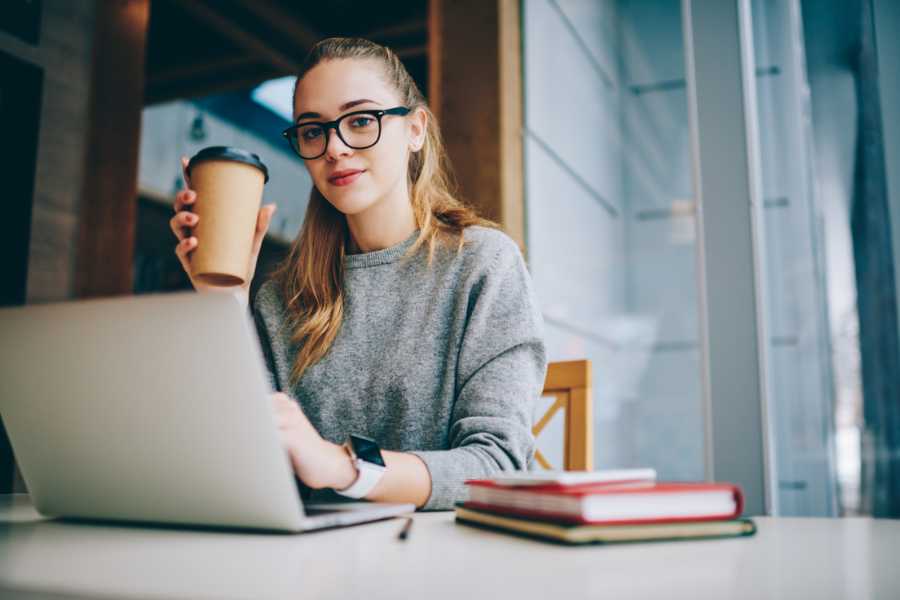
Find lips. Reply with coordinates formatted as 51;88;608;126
328;169;365;186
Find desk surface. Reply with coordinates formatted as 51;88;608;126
1;494;898;600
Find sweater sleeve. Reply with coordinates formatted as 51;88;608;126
251;283;282;393
410;238;547;510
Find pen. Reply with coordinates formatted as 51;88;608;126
397;517;413;541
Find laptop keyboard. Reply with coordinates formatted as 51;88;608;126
304;506;346;516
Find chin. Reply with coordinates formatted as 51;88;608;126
323;189;380;216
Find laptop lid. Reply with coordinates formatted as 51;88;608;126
0;291;307;531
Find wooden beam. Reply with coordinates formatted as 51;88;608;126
394;44;428;59
428;0;525;252
145;66;282;106
76;0;150;297
147;54;258;86
428;1;443;121
233;0;320;50
498;0;524;253
173;0;300;73
365;18;428;41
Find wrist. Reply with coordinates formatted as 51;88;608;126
326;441;358;491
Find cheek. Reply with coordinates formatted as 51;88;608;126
307;161;329;185
367;135;409;185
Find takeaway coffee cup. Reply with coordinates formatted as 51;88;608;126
185;146;269;286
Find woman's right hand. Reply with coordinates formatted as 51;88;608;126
170;156;277;300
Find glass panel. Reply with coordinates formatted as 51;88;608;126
523;0;704;480
750;0;900;516
750;0;840;516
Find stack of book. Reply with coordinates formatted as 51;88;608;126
455;469;756;545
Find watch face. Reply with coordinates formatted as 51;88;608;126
350;435;385;467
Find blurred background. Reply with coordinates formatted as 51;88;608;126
2;0;898;519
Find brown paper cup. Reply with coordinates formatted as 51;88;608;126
187;147;268;287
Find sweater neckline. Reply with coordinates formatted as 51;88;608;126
343;229;421;269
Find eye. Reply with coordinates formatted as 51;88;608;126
349;115;376;129
300;126;323;141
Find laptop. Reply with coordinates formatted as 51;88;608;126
0;290;415;532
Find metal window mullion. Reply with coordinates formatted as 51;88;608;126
682;0;774;516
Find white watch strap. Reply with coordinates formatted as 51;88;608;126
336;459;386;499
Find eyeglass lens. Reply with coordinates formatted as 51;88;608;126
294;113;380;158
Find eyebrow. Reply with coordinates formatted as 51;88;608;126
295;99;383;123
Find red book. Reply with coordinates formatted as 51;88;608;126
463;480;744;525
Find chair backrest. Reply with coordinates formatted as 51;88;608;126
533;359;594;471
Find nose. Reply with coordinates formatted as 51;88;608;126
324;127;352;161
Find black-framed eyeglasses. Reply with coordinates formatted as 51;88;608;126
281;106;411;159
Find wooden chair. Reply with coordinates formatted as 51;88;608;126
532;359;594;471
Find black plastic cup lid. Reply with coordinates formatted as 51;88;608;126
187;146;269;183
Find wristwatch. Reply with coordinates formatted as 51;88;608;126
335;434;386;499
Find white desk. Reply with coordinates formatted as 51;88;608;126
1;494;898;599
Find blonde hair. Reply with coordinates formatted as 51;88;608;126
270;37;496;386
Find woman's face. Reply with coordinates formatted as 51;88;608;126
293;59;425;217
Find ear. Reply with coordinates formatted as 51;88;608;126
407;107;427;152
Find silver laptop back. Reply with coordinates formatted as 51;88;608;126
0;291;309;531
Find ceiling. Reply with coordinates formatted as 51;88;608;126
144;0;429;106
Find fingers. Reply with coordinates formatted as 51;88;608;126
171;183;198;278
173;236;197;275
171;164;197;273
176;157;195;214
169;210;198;242
173;189;196;214
181;156;192;189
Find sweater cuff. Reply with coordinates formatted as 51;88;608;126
409;450;471;511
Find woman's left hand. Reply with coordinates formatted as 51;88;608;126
272;393;356;490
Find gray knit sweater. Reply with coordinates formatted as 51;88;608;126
251;226;547;510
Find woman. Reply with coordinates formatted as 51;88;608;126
169;37;546;511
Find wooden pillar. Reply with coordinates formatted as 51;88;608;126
75;0;150;297
428;0;525;252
